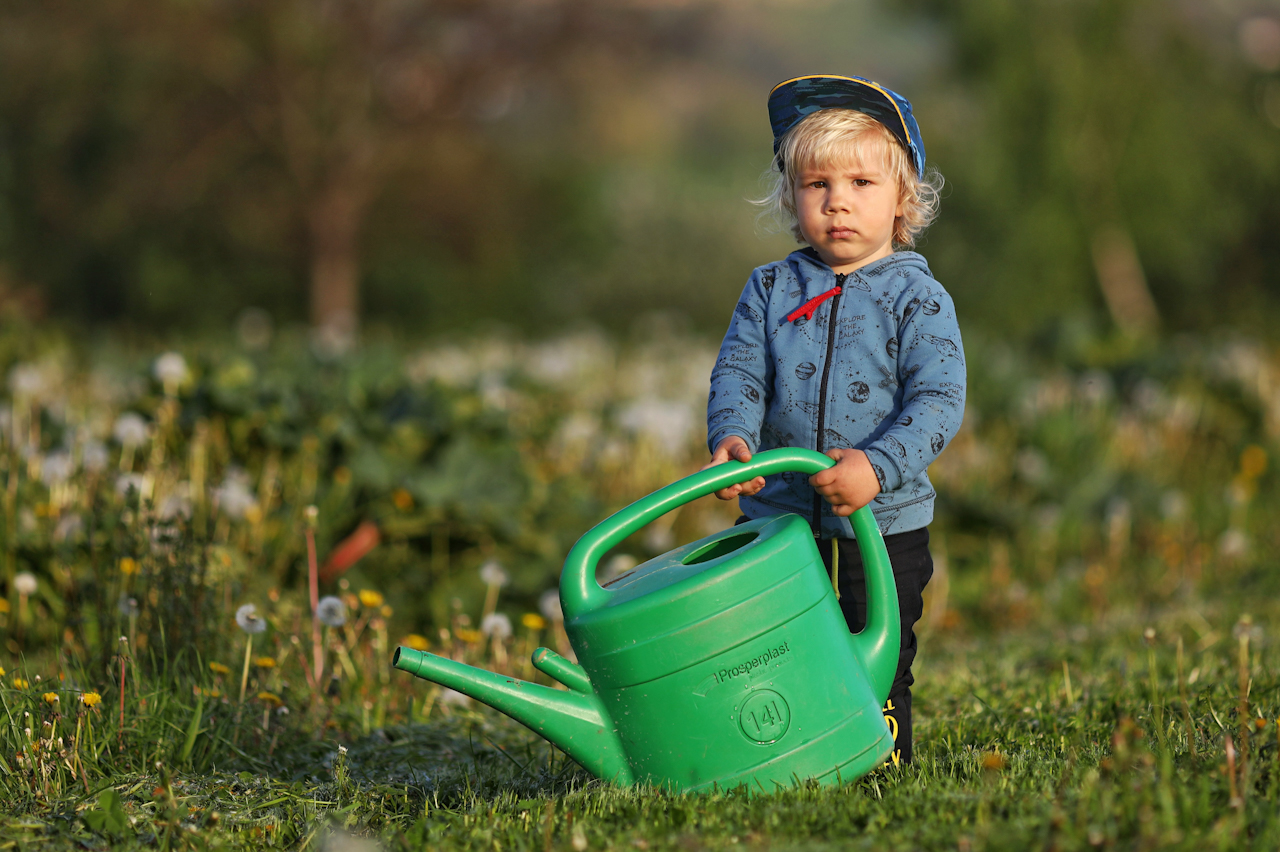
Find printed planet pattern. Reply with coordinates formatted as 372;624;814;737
707;249;966;538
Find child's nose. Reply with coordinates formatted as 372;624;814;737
825;190;852;213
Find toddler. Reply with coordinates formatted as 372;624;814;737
705;75;965;765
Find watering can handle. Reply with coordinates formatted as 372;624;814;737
559;447;893;625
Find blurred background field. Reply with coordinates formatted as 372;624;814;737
1;0;1280;848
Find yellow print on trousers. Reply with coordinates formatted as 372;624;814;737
883;698;901;767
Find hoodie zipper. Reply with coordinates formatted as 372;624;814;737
812;272;847;533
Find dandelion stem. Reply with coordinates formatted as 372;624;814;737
118;649;126;751
307;523;322;684
239;634;253;705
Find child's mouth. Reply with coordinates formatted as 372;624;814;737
828;227;855;239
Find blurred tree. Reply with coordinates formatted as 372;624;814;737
0;0;716;339
900;0;1280;338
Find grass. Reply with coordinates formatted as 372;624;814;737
0;326;1276;849
1;597;1276;851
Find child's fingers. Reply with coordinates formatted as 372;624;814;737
739;476;766;496
731;443;753;463
808;468;837;488
713;484;740;501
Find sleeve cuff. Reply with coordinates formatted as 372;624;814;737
708;427;757;455
862;446;902;493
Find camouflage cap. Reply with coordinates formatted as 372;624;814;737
768;75;925;178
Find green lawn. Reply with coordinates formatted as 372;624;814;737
0;328;1276;849
4;598;1276;851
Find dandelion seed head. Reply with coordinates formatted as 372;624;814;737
153;352;189;388
539;589;563;622
439;688;471;708
481;612;512;640
8;363;48;399
40;452;74;487
114;473;149;498
213;470;258;520
235;603;267;634
479;560;509;588
117;596;138;617
53;514;85;543
316;595;347;627
81;441;109;474
13;572;37;597
112;412;149;447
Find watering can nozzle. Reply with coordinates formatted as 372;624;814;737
392;645;634;785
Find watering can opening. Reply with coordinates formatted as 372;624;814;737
682;531;758;565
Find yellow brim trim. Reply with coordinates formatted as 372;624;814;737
769;75;911;155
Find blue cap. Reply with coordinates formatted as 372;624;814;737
767;75;926;178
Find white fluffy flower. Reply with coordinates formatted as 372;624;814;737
81;441;109;473
39;452;74;486
438;688;471;708
13;572;37;597
479;560;509;588
54;514;85;543
214;469;258;520
118;595;139;617
114;473;148;498
112;413;149;447
235;603;267;634
480;612;512;640
153;352;189;389
538;589;563;622
8;363;47;399
316;595;347;628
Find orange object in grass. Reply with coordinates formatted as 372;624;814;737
319;521;380;582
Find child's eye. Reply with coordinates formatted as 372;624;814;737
808;180;826;189
854;179;871;187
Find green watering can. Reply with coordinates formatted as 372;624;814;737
393;448;900;792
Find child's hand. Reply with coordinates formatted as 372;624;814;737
808;448;881;517
702;436;766;501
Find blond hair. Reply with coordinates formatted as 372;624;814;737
754;109;942;249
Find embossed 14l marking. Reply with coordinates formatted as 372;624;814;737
739;689;791;744
747;700;785;737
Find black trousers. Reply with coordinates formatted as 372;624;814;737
819;527;933;765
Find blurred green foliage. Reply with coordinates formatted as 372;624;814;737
1;1;1276;338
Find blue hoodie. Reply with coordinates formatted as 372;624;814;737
707;248;965;538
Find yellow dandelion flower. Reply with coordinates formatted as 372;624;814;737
401;634;430;652
256;691;283;707
981;752;1007;771
81;692;101;707
358;589;384;609
254;656;276;669
0;665;5;677
455;628;484;644
42;692;59;704
13;677;29;689
119;557;139;576
0;599;9;614
209;661;231;676
380;604;393;618
392;488;414;511
521;613;546;630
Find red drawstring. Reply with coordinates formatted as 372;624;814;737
786;285;842;324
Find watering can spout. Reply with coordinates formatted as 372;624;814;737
392;646;634;784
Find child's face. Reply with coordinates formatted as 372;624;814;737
792;137;903;274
